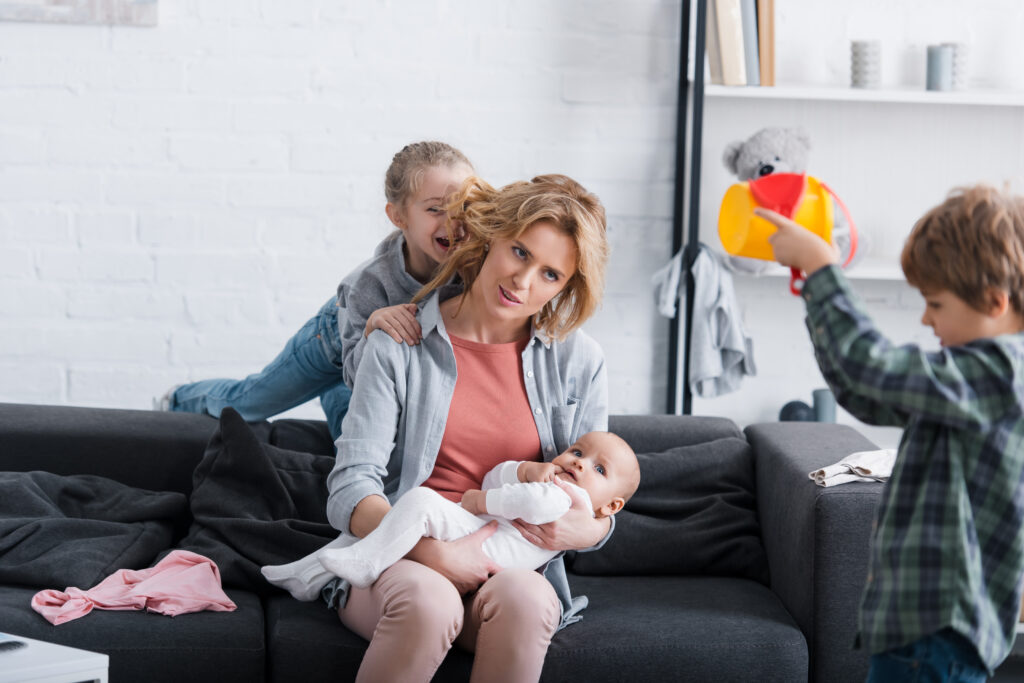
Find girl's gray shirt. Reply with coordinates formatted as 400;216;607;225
325;287;611;628
335;230;422;387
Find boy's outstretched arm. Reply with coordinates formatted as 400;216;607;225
757;208;907;427
757;208;1008;430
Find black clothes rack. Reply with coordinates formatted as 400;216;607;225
668;0;707;414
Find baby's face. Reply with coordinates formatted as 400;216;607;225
551;432;636;517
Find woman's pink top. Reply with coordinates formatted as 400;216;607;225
422;334;542;502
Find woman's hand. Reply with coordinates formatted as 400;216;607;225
365;304;421;344
406;522;502;595
756;208;839;275
510;478;609;551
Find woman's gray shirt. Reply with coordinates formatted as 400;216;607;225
325;287;611;628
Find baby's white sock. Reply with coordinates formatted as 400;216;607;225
261;534;351;601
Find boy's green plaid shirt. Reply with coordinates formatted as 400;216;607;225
802;265;1024;673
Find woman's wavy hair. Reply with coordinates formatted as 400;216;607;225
414;174;609;340
902;184;1024;315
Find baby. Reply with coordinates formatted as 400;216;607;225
263;431;639;598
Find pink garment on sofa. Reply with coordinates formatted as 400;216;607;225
31;549;237;625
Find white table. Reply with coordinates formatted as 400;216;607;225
0;634;108;683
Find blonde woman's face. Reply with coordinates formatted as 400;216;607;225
475;220;577;325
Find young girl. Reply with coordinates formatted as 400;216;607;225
161;141;474;438
312;173;611;682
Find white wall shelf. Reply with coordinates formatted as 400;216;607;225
733;257;904;282
705;84;1024;108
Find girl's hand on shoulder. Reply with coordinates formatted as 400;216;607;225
407;522;502;595
510;477;608;551
365;304;421;344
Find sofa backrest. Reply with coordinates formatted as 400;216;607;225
0;403;745;497
0;402;218;495
610;414;742;452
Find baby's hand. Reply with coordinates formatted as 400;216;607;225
517;461;562;483
461;489;486;515
756;208;839;275
365;304;421;345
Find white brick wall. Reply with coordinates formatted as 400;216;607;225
0;0;681;418
0;0;1021;444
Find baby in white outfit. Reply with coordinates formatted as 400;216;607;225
262;431;639;599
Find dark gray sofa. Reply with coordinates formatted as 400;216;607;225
0;402;884;682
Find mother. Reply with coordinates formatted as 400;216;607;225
326;173;610;682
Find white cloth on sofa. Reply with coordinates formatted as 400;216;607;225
808;448;896;487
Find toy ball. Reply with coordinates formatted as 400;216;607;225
779;400;815;422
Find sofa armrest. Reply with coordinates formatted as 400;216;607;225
746;422;884;683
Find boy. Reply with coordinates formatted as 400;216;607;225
756;185;1024;681
263;431;640;598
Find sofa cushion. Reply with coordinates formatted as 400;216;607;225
0;471;188;590
176;408;338;594
545;574;807;682
569;437;769;584
1;585;264;683
267;418;336;456
265;592;478;682
265;575;806;683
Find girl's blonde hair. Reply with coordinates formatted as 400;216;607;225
384;141;473;207
902;184;1024;315
415;174;609;340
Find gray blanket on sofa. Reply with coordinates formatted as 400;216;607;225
0;470;188;590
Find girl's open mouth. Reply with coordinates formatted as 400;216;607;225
435;237;451;250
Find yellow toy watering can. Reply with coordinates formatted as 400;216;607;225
718;173;857;295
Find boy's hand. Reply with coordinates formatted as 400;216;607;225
517;461;562;483
461;489;486;515
365;304;421;344
756;208;839;275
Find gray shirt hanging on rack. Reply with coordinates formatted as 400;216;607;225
651;245;756;398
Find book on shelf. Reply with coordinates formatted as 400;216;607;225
705;0;724;85
756;0;775;86
714;0;747;86
739;0;760;86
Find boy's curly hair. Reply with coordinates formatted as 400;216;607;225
414;174;608;340
901;185;1024;315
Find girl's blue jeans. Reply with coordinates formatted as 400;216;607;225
171;297;352;440
866;628;988;683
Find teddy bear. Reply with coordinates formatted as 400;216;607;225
721;126;862;273
723;126;812;182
